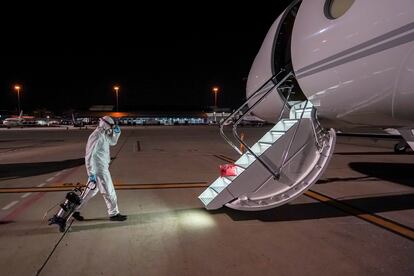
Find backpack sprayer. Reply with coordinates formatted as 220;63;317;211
47;180;97;232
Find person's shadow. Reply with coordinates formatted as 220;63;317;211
0;158;85;180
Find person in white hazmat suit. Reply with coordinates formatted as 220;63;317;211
73;116;127;221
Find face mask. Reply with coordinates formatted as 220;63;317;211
100;118;115;133
105;128;114;136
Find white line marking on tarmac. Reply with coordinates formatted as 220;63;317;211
55;171;62;176
21;193;32;198
46;177;55;182
2;201;19;210
37;183;46;187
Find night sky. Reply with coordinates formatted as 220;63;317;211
0;2;293;113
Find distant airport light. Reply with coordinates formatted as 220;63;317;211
113;86;120;112
13;84;22;114
212;86;220;107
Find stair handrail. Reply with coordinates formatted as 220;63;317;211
219;69;288;155
310;109;324;151
277;100;309;174
230;72;294;179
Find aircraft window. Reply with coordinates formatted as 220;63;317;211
325;0;355;19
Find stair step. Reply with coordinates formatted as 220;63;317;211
282;119;298;123
258;133;275;144
234;162;249;169
272;119;297;131
223;176;236;183
280;120;298;130
235;154;255;167
292;101;313;109
294;107;313;111
244;153;257;164
259;141;273;145
198;187;218;205
258;141;272;152
234;163;248;169
250;144;263;156
210;186;223;194
293;108;312;114
268;131;285;143
210;184;227;194
213;176;232;187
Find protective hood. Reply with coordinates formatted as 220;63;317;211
99;116;115;131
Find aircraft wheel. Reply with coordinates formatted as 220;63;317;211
394;141;409;153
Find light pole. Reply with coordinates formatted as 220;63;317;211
14;85;21;114
212;86;219;107
114;86;120;112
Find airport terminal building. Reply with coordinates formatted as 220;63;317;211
73;105;231;126
0;106;235;127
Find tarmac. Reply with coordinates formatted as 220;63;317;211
0;125;413;276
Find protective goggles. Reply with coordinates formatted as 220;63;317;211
100;117;116;129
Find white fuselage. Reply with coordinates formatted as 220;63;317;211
247;0;414;130
2;118;24;127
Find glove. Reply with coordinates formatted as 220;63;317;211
88;174;97;183
113;125;121;134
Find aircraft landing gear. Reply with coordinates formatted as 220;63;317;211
394;141;410;153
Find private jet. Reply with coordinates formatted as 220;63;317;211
2;111;37;128
199;0;414;211
71;113;85;128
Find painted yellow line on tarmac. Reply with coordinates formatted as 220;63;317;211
0;182;209;194
213;154;236;163
215;154;414;241
305;190;414;241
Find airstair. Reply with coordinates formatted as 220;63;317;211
199;71;336;211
